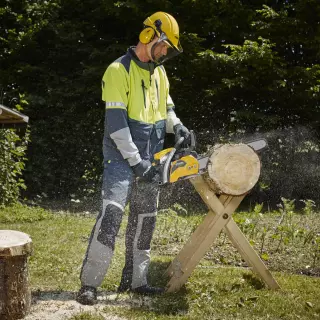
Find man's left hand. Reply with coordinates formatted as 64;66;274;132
174;124;191;147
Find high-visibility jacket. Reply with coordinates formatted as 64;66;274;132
102;47;181;166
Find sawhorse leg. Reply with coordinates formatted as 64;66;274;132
165;176;280;292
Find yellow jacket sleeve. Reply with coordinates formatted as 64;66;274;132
102;62;129;106
102;62;141;166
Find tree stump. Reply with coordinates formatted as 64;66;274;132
0;230;33;320
204;143;261;195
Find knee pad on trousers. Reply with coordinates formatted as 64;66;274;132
137;215;156;250
97;204;123;250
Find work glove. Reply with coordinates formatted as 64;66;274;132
174;124;191;147
132;160;159;183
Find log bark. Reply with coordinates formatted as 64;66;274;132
204;143;261;195
0;230;32;320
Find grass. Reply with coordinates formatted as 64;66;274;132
0;203;319;319
111;268;320;320
68;312;105;320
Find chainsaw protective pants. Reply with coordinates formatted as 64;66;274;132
80;160;159;289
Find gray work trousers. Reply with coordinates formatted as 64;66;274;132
80;160;159;289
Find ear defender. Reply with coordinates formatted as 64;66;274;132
139;27;155;44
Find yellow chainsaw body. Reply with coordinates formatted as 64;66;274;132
169;155;199;182
154;148;199;183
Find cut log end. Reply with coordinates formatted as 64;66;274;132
0;230;32;257
0;230;33;319
204;143;261;195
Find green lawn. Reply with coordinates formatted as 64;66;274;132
0;203;319;319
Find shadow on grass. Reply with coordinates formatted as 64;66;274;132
242;273;266;290
31;289;165;308
31;287;189;316
31;290;76;302
145;260;190;316
30;260;189;315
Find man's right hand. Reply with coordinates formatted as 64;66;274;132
132;160;159;183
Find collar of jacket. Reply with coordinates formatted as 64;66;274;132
128;46;159;75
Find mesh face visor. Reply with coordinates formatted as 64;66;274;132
151;32;183;64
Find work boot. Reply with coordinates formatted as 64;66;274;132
117;282;130;293
76;285;97;305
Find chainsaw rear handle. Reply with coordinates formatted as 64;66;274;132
162;130;195;184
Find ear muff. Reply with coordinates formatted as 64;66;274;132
139;27;155;44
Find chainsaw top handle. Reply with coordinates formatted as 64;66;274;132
161;130;196;185
189;130;196;151
162;136;184;184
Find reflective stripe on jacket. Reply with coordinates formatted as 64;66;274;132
102;47;180;165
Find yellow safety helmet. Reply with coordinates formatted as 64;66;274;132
139;12;183;63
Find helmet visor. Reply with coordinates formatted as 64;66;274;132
151;33;183;64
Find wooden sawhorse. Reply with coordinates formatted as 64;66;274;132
165;175;280;292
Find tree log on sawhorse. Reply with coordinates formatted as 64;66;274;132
165;143;280;293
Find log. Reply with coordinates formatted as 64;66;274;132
0;230;33;320
204;143;261;195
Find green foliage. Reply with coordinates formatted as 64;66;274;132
234;199;320;272
0;0;319;201
300;199;316;215
68;313;105;320
154;209;202;248
0;202;52;223
0;128;29;206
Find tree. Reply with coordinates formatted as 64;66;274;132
0;0;319;204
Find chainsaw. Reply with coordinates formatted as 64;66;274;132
153;131;267;185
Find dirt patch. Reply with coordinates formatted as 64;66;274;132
24;291;151;320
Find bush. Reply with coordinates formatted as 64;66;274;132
0;128;29;206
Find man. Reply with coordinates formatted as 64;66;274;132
77;11;191;305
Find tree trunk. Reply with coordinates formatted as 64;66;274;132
204;143;261;195
0;230;32;320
